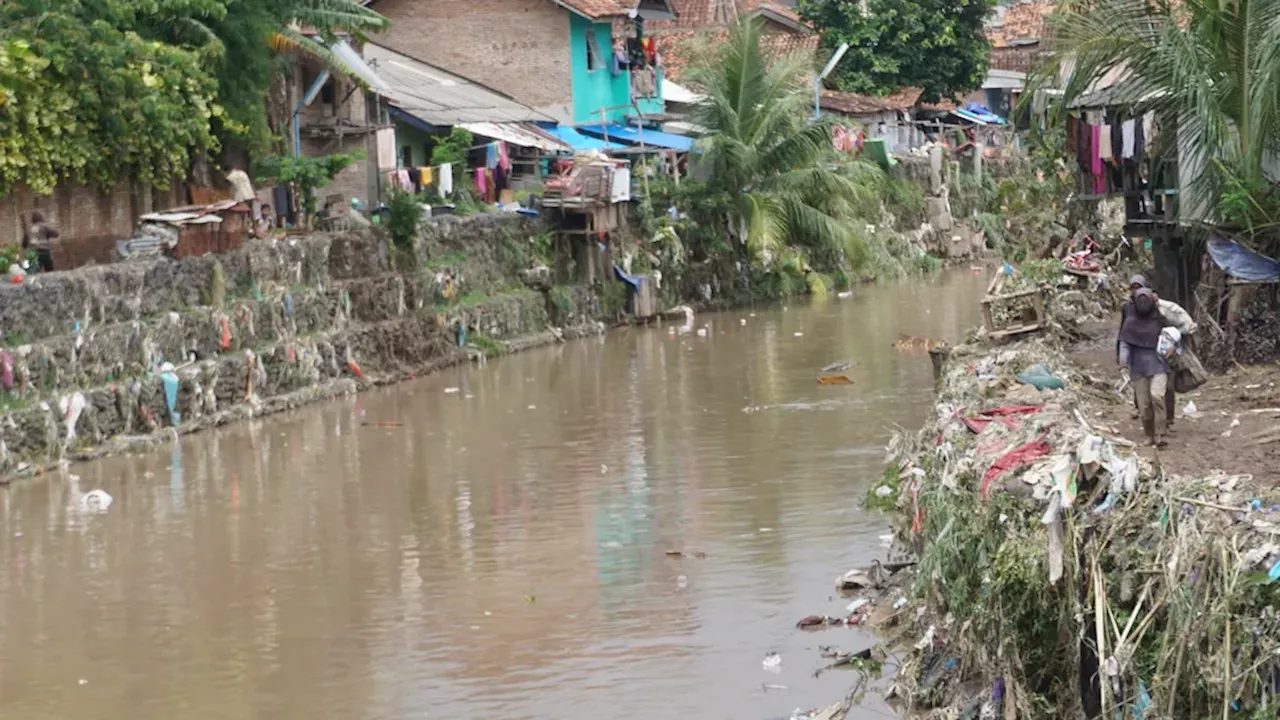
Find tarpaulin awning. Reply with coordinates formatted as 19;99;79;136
330;39;391;95
662;80;705;105
576;124;696;152
539;124;626;151
458;122;571;152
1207;237;1280;282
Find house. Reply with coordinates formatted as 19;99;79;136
286;36;393;218
986;1;1055;74
367;0;674;126
819;88;925;154
652;0;819;82
364;42;572;194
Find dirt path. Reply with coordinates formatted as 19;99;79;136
1071;319;1280;486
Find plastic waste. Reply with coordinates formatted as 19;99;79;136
1269;559;1280;582
59;392;87;440
1157;327;1181;357
763;652;782;673
1016;363;1065;391
1183;400;1198;416
78;489;113;513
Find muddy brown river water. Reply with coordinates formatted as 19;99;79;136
0;270;986;720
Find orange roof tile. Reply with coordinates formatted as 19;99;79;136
820;88;923;115
658;27;818;81
555;0;635;18
987;1;1054;47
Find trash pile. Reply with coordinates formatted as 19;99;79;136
875;312;1280;717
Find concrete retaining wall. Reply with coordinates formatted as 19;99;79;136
0;214;602;479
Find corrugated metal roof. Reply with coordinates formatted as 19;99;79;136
364;43;550;125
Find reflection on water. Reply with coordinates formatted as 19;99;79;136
0;270;986;720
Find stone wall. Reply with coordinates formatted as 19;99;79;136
0;214;601;480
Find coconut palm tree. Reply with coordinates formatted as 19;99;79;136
1036;0;1280;231
687;19;867;269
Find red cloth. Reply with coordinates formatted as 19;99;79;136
980;433;1051;500
980;405;1041;417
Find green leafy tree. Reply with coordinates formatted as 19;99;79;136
798;0;995;103
255;152;360;228
688;19;867;270
0;2;223;195
1035;0;1280;239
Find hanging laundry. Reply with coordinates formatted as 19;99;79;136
1111;121;1124;164
396;169;412;191
420;167;433;186
641;36;657;64
1098;125;1113;161
497;141;510;174
485;142;499;170
0;350;12;390
1090;125;1106;194
474;168;487;200
1122;120;1136;158
439;163;453;196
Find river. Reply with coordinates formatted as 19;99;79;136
0;269;986;720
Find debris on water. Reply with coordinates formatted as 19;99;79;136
78;489;113;513
696;327;708;337
763;652;782;673
759;527;773;533
78;679;88;686
892;596;908;610
361;421;404;428
837;291;853;299
665;550;707;559
762;684;789;691
527;405;536;410
443;387;460;394
600;464;608;474
822;362;852;372
836;561;885;591
676;574;688;588
875;485;894;498
741;318;747;325
846;598;870;613
817;374;853;385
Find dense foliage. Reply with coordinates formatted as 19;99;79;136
798;0;995;103
0;0;387;195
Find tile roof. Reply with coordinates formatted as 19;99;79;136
820;88;923;115
555;0;638;19
648;0;809;32
987;1;1054;47
658;27;819;81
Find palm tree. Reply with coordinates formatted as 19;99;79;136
1036;0;1280;231
688;19;867;270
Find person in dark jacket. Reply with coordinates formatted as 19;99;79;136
21;210;59;272
1118;287;1170;446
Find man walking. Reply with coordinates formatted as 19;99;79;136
1119;287;1170;447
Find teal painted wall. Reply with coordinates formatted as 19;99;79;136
569;15;664;124
394;121;433;168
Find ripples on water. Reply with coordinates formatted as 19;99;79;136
0;271;985;720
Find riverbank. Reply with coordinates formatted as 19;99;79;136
0;215;609;483
817;279;1280;719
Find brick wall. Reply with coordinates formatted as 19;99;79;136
374;0;574;122
0;179;184;270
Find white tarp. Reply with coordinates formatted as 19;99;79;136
459;122;571;152
330;39;391;95
662;80;705;105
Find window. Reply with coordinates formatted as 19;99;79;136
399;145;413;169
585;29;603;71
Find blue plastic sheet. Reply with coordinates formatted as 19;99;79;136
160;371;181;425
612;264;643;290
1207;237;1280;282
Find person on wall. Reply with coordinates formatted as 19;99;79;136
1118;287;1171;447
21;210;60;273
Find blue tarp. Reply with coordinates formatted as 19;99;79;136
1207;237;1280;282
577;124;696;152
538;124;626;151
613;264;644;290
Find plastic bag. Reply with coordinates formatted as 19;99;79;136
1170;346;1208;393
